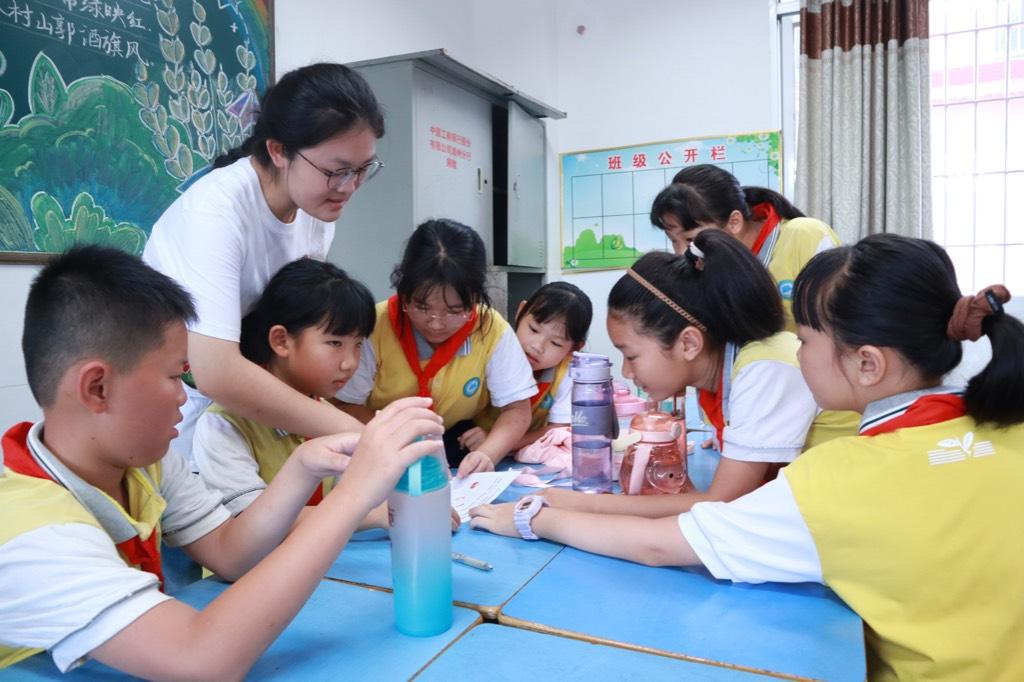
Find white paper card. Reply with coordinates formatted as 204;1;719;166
450;470;521;522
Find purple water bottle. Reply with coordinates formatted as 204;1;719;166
570;352;618;493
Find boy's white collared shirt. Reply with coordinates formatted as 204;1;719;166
0;422;228;671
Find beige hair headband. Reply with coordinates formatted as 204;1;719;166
626;268;708;333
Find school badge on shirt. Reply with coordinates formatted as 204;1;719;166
463;377;481;397
927;431;996;466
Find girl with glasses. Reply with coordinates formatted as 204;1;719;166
143;63;383;467
339;219;537;478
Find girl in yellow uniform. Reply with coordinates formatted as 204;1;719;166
467;282;593;451
650;164;840;333
193;258;375;515
535;230;851;518
471;234;1024;682
339;219;536;478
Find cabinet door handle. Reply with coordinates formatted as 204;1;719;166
513;174;520;198
477;167;483;194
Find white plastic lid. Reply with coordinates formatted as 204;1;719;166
569;351;611;382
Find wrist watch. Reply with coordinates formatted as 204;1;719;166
513;495;549;540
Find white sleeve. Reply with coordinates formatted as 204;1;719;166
193;412;266;515
337;341;377;404
147;205;247;342
546;374;573;424
0;524;171;672
158;449;231;547
815;233;836;254
485;327;538;407
677;475;823;584
722;361;817;463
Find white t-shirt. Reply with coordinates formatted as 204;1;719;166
143;158;335;462
720;360;819;464
677;475;823;584
0;426;229;672
193;411;275;515
546;369;573;424
338;325;537;409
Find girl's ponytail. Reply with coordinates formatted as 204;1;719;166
741;186;805;220
953;290;1024;427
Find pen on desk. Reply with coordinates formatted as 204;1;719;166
451;551;493;571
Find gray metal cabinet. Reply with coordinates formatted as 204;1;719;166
506;101;546;268
328;50;564;307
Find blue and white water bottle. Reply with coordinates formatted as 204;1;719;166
388;435;453;636
570;352;618;493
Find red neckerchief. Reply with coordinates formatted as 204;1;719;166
749;202;782;256
861;394;967;437
387;295;479;399
2;422;166;589
530;380;553;409
697;372;726;449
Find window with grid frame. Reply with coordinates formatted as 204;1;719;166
930;0;1022;293
777;1;1022;293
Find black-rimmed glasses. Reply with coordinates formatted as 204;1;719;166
295;150;384;190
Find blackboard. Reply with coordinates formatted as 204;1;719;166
0;0;273;261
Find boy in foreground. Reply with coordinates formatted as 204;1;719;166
0;246;442;679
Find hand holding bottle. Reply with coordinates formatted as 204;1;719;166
335;397;444;510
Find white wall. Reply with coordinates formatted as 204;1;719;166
0;264;43;425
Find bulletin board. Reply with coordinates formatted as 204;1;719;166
560;131;782;272
0;0;273;261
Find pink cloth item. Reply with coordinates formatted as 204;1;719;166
513;426;572;486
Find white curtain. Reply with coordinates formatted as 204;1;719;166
796;0;931;243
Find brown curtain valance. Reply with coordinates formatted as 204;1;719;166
802;0;929;58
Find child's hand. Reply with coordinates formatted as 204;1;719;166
293;433;357;479
468;502;518;537
456;450;495;478
535;487;586;511
337;397;444;508
457;426;488;452
449;507;462;532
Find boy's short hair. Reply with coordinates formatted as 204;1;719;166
23;245;196;407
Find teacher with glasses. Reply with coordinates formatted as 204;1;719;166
144;62;384;464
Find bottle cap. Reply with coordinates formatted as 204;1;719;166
630;411;682;443
395;436;448;495
569;351;612;382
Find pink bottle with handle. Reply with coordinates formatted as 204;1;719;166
612;383;646;480
620;411;688;495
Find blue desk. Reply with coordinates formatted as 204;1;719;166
327;441;718;617
420;623;777;680
4;578;479;681
500;548;865;681
326;479;563;617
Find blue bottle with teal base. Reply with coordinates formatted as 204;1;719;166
387;445;453;636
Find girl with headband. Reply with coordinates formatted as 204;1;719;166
515;229;853;519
